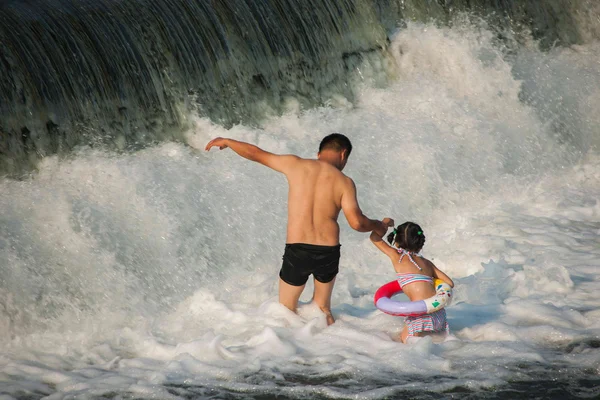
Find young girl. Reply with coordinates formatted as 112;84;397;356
370;219;454;343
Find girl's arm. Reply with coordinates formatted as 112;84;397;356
370;219;398;261
432;264;454;287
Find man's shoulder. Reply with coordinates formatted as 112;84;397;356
294;156;312;163
339;172;353;185
328;166;352;184
287;156;316;169
281;156;316;177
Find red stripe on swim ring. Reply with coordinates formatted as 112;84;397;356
374;279;452;317
374;280;401;303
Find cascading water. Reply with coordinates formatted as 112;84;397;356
1;1;600;399
0;0;389;174
2;0;599;175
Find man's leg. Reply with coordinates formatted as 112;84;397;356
312;277;336;325
279;278;305;313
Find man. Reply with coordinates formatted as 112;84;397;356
205;133;390;325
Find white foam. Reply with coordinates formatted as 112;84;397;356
1;21;600;398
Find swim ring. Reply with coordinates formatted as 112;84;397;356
374;278;452;317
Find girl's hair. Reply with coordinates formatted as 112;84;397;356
387;221;425;252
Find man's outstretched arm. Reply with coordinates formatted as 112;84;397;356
341;178;386;232
205;137;298;174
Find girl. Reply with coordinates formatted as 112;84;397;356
370;220;454;343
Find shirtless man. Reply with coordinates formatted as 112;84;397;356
205;133;390;325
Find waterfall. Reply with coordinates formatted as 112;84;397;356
0;0;598;175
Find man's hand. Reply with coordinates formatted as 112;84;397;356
372;218;394;237
205;137;229;151
372;220;387;237
382;218;395;228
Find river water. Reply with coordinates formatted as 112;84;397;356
1;1;599;399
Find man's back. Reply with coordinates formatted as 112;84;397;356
205;134;385;325
285;158;348;246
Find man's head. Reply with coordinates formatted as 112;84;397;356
317;133;352;170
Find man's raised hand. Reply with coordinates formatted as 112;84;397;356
205;137;229;151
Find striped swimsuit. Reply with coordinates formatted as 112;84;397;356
396;248;450;337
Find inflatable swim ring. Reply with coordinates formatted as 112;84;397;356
374;278;452;317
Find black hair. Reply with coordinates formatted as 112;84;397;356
387;221;425;253
319;133;352;157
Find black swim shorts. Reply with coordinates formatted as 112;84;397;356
279;243;341;287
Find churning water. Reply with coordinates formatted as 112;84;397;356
1;1;599;399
